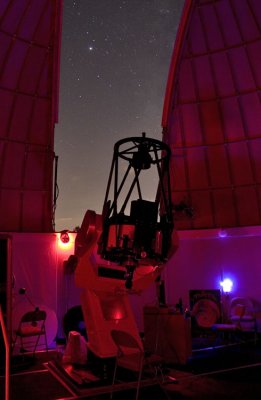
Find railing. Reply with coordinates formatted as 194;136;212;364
0;305;9;400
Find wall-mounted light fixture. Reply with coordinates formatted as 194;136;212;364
58;230;73;250
218;229;228;238
60;230;70;243
220;278;233;293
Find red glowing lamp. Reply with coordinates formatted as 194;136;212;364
58;230;73;250
60;230;70;243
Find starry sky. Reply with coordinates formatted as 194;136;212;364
54;0;185;232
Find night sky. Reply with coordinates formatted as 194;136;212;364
54;0;184;232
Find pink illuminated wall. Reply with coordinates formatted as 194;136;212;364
162;0;261;230
0;0;62;232
164;227;261;331
10;232;79;342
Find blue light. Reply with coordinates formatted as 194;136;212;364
218;229;228;238
220;278;233;293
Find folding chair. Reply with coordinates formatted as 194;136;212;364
230;297;257;343
110;329;163;400
13;309;48;356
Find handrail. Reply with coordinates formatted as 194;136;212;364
0;305;10;400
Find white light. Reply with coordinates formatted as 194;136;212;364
220;278;233;293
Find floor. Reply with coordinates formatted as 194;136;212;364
165;338;261;400
1;337;261;400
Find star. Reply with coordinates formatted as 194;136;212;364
55;0;185;231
